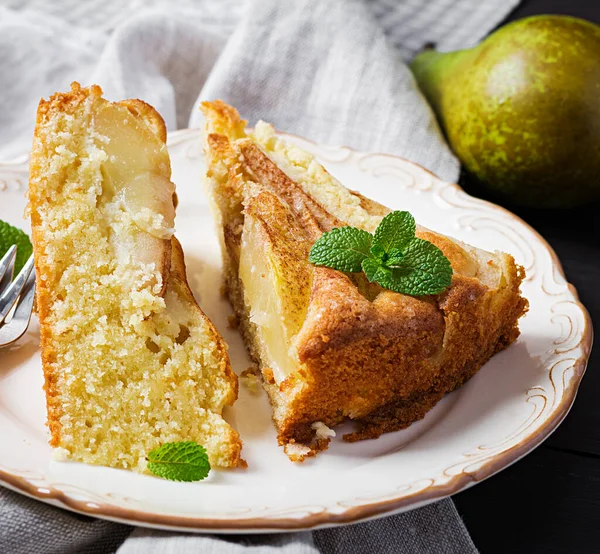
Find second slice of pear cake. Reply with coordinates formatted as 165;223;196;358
29;84;243;471
202;100;528;461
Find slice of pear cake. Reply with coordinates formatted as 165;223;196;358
28;84;243;472
201;100;528;462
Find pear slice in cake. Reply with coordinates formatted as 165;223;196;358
201;100;528;461
28;84;243;472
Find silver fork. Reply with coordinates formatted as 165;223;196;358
0;245;35;347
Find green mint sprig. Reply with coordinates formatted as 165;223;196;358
0;220;33;276
147;442;211;482
308;211;453;296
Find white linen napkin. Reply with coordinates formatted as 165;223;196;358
0;0;521;552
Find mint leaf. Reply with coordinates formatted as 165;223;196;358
309;227;372;273
385;248;405;267
307;210;452;297
372;211;415;253
362;257;383;282
147;442;210;482
370;246;404;268
370;244;386;262
376;238;453;296
0;220;32;276
362;258;396;286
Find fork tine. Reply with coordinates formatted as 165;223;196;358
0;269;35;347
0;255;34;324
0;245;17;292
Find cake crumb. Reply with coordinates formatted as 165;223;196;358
312;421;336;440
240;367;261;394
51;447;71;461
227;314;239;329
284;442;312;462
262;367;275;385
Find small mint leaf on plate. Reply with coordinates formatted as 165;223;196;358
309;227;373;273
0;220;32;276
372;211;415;253
147;442;211;482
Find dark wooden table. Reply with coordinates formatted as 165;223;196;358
452;2;600;552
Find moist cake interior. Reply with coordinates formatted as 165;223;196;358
29;84;243;471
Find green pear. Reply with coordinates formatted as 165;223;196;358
411;15;600;208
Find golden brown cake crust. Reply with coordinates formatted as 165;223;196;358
30;84;243;469
202;100;528;460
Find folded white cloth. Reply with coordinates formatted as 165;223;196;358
0;0;520;552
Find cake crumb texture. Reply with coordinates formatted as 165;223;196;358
29;83;243;471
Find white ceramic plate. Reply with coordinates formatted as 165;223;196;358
0;130;592;533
